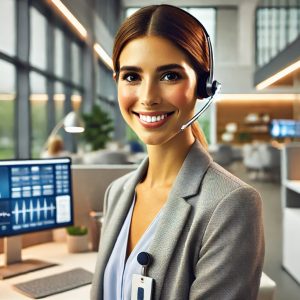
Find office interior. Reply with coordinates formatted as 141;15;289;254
0;0;300;299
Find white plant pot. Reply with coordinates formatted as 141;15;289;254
67;234;89;253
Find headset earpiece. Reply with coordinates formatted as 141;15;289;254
196;71;209;99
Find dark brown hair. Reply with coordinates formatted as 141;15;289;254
113;5;209;148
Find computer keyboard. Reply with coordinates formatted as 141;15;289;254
13;268;93;299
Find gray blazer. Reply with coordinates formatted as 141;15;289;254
91;141;264;300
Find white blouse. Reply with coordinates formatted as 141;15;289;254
103;194;163;300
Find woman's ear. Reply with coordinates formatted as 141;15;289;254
113;72;117;81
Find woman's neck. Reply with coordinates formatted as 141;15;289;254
143;130;195;189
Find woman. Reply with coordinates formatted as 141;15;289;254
91;5;264;300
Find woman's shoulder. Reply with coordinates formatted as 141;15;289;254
200;161;261;206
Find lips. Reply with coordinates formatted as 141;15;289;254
132;111;175;128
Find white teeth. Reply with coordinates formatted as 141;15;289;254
139;114;168;123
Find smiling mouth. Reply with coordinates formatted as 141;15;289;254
132;111;175;123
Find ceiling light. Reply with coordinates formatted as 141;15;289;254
51;0;87;39
256;59;300;90
217;94;298;101
94;43;113;70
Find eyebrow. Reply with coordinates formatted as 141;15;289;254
119;64;185;73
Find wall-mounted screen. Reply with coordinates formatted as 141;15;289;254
269;119;300;138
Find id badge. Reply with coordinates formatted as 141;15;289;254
131;274;154;300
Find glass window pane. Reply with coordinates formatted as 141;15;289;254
0;0;16;55
279;8;287;51
288;8;298;44
0;60;15;158
186;8;216;48
30;72;47;158
71;42;81;85
54;28;64;78
257;9;264;66
54;81;65;124
270;8;277;59
30;7;47;70
264;9;270;64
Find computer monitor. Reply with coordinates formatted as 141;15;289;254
269;119;300;138
0;157;73;279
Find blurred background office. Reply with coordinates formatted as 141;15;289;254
0;0;300;299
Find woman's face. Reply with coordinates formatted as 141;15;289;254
116;35;198;146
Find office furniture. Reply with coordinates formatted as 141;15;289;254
0;242;94;299
281;143;300;283
67;164;137;250
258;143;281;180
243;143;281;181
258;272;276;300
0;242;275;299
81;149;130;164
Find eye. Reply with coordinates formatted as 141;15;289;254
161;72;181;81
121;72;140;83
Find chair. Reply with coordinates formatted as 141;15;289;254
257;143;281;181
243;143;281;181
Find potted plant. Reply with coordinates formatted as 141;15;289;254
81;104;114;150
66;225;89;253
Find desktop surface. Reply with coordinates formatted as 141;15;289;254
0;242;96;299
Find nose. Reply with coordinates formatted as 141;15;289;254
139;78;161;107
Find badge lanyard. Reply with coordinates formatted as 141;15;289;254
131;252;154;300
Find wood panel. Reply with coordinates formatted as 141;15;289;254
216;99;294;144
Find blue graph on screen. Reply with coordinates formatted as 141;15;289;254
11;198;56;228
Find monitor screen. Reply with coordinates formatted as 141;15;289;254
0;157;73;237
269;119;300;138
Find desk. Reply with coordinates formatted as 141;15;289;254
0;242;97;299
1;242;276;300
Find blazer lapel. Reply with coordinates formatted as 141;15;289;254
147;140;212;299
148;195;191;299
96;158;149;297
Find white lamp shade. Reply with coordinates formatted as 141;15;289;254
63;112;84;133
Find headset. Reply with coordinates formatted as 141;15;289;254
180;11;221;132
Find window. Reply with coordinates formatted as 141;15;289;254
30;72;47;158
256;5;300;67
54;28;64;78
288;8;299;43
185;8;216;47
30;6;47;70
278;8;287;52
54;81;65;124
71;42;82;85
0;0;16;56
0;60;15;159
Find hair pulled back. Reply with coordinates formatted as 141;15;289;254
113;5;209;148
